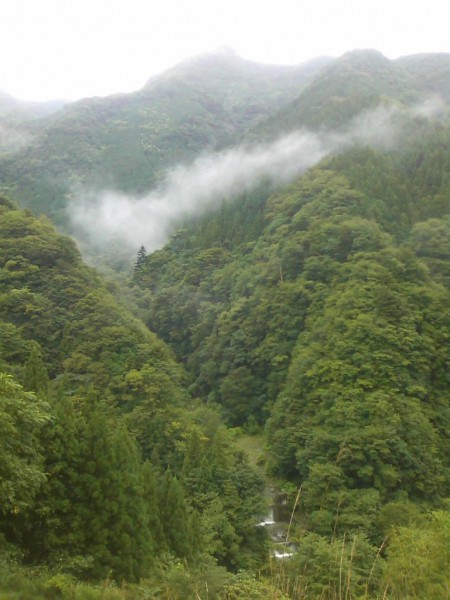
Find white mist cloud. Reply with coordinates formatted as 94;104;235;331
0;122;34;153
335;104;400;149
69;131;328;253
68;100;441;255
411;96;446;118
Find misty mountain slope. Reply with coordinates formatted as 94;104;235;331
1;49;449;266
252;49;427;138
0;91;65;121
150;49;333;129
0;91;65;154
395;52;450;100
0;51;329;224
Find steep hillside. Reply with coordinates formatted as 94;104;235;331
135;129;450;417
0;194;187;411
0;194;268;582
133;112;450;541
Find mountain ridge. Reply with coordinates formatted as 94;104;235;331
0;48;448;248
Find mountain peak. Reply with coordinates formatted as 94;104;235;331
341;48;388;61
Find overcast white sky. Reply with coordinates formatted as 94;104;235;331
1;0;450;102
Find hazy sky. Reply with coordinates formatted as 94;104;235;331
1;0;449;102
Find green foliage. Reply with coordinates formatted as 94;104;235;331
220;571;290;599
382;510;450;599
1;50;450;594
14;396;154;582
179;427;268;571
0;196;271;582
0;373;49;515
133;245;147;274
134;126;450;550
274;532;381;600
268;246;449;534
0;200;187;409
0;564;141;599
23;344;49;397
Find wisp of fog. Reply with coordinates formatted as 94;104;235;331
0;123;34;153
69;131;328;253
68;101;434;255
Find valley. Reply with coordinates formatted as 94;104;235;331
0;48;449;599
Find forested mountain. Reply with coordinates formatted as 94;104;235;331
0;50;330;225
396;52;450;98
1;50;449;598
0;92;64;155
135;120;450;431
0;194;270;591
2;50;449;246
130;51;450;596
0;195;187;398
253;49;450;139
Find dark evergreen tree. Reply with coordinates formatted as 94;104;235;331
159;470;194;560
134;245;147;273
19;396;155;582
142;461;165;552
23;344;49;398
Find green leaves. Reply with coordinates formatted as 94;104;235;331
0;373;49;514
0;200;188;410
19;397;155;582
382;510;450;599
268;246;448;536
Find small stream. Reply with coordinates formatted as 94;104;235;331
257;489;297;559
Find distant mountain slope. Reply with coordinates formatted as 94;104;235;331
0;91;65;154
0;91;64;119
1;49;449;263
0;51;330;223
253;49;429;138
149;49;332;130
395;52;450;99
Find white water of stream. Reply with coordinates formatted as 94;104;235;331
256;502;297;559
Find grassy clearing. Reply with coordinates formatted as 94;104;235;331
230;430;266;469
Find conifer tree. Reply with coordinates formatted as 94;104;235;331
22;395;154;582
134;245;147;273
23;344;49;398
142;461;165;551
159;471;193;559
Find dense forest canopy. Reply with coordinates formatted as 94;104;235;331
0;49;449;598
